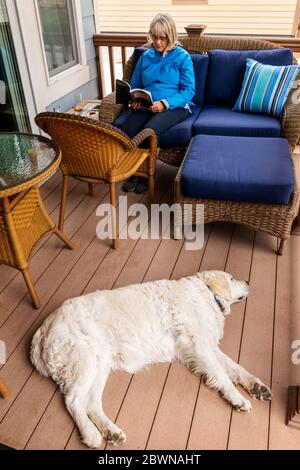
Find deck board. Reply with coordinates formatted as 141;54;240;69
107;227;211;452
187;225;255;450
107;238;188;451
185;223;235;450
0;161;300;450
268;235;300;450
0;179;84;328
0;170;71;295
227;232;277;450
30;165;171;451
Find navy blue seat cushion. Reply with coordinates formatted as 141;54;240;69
114;105;201;148
192;105;281;137
181;135;294;205
131;47;209;108
205;48;293;106
160;105;201;148
189;53;209;107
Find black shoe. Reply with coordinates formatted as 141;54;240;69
135;178;149;194
122;176;140;192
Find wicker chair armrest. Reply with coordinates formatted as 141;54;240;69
131;128;158;176
282;69;300;150
131;128;156;147
99;91;125;124
106;148;149;182
282;101;300;151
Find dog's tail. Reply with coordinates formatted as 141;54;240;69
30;313;56;377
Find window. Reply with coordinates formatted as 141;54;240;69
37;0;78;77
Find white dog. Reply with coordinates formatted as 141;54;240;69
31;271;272;448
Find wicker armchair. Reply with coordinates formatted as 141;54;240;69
35;112;157;249
99;36;300;167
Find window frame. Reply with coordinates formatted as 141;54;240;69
12;0;89;117
35;0;84;83
36;0;79;78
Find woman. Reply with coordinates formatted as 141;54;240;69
117;13;195;193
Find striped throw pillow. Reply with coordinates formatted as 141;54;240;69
233;58;300;117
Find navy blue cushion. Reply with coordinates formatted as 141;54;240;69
189;53;209;107
181;135;294;204
132;46;147;68
205;48;293;106
114;106;201;148
192;105;281;137
131;47;209;108
160;105;201;147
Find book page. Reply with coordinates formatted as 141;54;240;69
131;89;153;107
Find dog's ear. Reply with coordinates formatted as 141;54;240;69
197;270;215;288
198;271;232;301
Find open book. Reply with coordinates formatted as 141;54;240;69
116;79;153;108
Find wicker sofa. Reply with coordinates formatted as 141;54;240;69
99;36;300;253
99;36;300;167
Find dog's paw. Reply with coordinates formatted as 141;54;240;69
103;428;126;446
233;397;252;412
250;381;272;401
82;428;103;448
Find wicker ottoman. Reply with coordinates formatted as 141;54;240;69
174;135;299;255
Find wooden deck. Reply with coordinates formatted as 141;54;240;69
0;156;300;451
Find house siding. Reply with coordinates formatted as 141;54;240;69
95;0;298;36
47;0;98;112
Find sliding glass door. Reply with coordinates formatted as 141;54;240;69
0;0;30;132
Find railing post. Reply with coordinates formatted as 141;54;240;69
108;46;116;92
184;24;207;38
94;43;104;99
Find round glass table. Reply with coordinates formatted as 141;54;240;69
0;133;73;309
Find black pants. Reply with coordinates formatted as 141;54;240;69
116;107;190;145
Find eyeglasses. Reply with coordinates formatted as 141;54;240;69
150;33;168;43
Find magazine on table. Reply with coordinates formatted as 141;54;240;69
116;79;153;108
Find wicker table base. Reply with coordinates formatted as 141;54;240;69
0;186;73;309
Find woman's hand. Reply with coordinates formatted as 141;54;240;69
150;101;165;113
130;101;141;110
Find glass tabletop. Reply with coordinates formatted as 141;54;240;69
0;133;59;191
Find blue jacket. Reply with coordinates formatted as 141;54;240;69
130;46;195;110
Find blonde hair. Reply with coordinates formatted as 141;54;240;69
147;13;179;52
